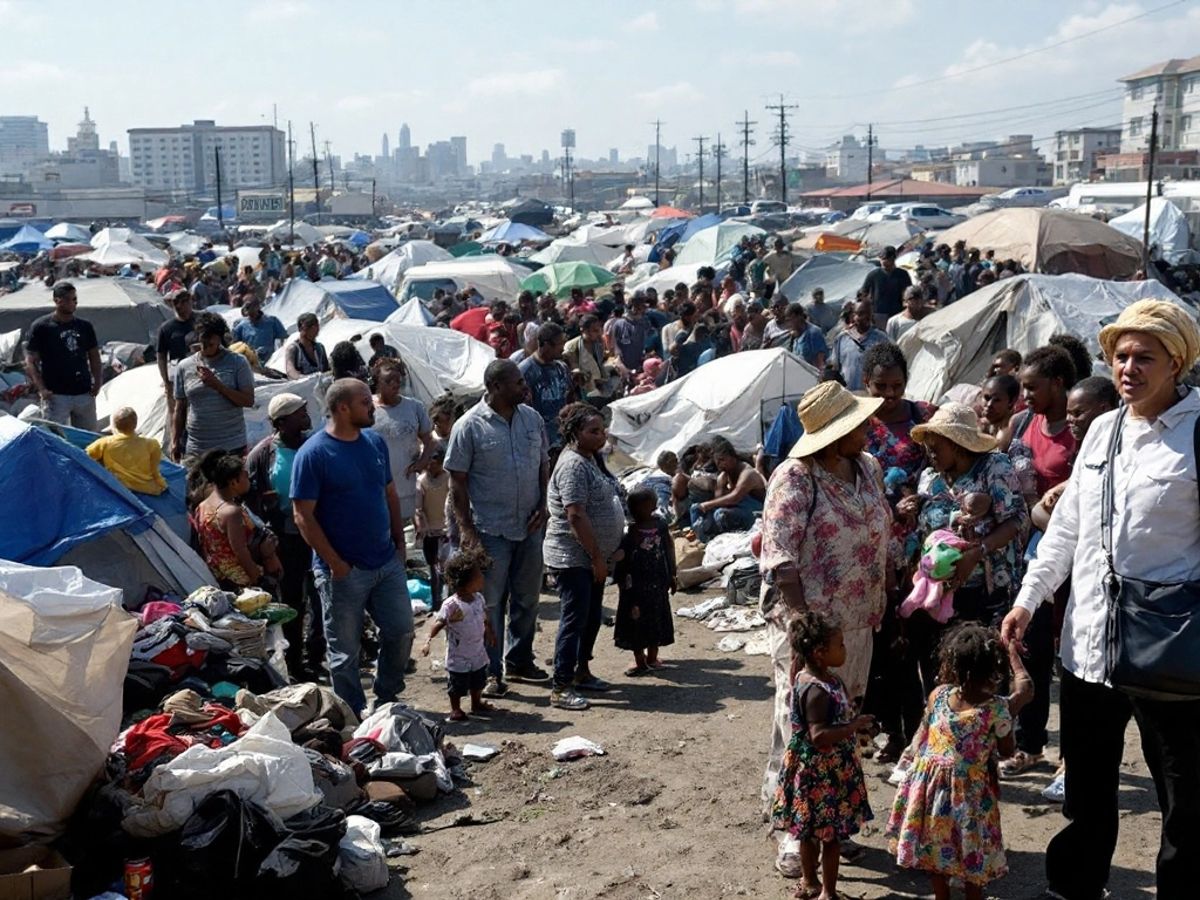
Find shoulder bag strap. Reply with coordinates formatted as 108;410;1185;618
1193;411;1200;513
1100;408;1126;572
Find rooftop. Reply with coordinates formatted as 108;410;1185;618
800;179;998;200
1119;55;1200;82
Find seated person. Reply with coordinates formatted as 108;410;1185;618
688;436;766;542
636;450;678;523
672;443;717;525
86;406;168;495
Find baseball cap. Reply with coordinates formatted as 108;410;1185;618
267;393;306;420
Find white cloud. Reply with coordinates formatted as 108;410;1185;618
466;68;565;98
0;60;68;87
625;11;659;32
635;81;705;108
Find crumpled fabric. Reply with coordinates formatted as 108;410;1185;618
183;586;235;619
303;748;362;812
236;684;360;742
353;704;451;792
139;600;183;626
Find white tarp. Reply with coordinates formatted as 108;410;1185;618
529;236;621;268
779;255;876;307
608;348;819;465
267;319;492;405
1109;197;1193;265
398;258;528;304
0;560;136;842
898;273;1196;402
624;262;707;293
385;296;436;326
349;240;452;291
674;222;767;267
0;278;172;344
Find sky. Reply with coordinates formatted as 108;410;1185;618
2;0;1199;165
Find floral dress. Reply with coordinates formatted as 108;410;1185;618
866;400;936;564
886;685;1012;885
772;671;872;842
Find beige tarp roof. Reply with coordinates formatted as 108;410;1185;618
934;208;1143;278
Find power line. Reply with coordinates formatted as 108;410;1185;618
737;109;757;205
765;93;798;204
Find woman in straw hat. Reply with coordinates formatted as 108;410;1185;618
758;380;893;878
1002;299;1200;900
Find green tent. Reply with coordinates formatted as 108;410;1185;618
519;261;615;298
448;241;483;257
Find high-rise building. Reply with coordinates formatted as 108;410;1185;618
609;148;619;165
381;132;390;160
67;107;100;153
426;141;457;180
492;143;507;169
127;119;285;193
450;136;467;175
0;116;50;175
399;123;411;151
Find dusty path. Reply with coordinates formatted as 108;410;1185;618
381;585;1160;900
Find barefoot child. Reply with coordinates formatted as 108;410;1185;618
613;488;677;676
420;547;498;721
773;612;874;900
886;623;1032;900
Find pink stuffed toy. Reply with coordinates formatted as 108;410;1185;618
899;528;971;624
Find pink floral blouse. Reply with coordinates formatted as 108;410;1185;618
759;454;893;631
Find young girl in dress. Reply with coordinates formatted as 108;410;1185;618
613;488;676;676
886;623;1032;900
772;611;874;900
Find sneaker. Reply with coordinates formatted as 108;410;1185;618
481;677;508;698
550;687;590;710
1041;772;1066;803
507;663;551;683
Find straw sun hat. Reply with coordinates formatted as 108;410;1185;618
789;382;883;458
910;402;997;454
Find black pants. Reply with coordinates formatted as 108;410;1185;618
552;567;604;690
864;594;926;743
422;534;446;610
279;530;324;675
1015;600;1055;755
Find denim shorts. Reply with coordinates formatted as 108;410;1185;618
446;665;488;697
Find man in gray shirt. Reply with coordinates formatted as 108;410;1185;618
803;287;841;334
445;358;550;697
172;312;255;463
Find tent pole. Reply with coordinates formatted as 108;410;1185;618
1142;105;1158;272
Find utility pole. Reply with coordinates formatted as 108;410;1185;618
693;135;707;213
714;133;726;213
737;110;756;205
309;123;320;225
371;178;376;220
565;146;574;211
866;124;877;200
1143;104;1159;271
323;140;335;211
287;120;295;242
765;94;798;205
214;146;224;233
653;119;664;206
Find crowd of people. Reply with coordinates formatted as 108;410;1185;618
12;219;1200;900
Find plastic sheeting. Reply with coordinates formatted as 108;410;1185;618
674;221;766;267
1109;197;1193;265
349;240;452;291
398;258;528;304
384;296;436;326
265;279;399;331
608;348;819;465
779;254;876;306
898;273;1197;402
0;560;136;842
0;277;172;344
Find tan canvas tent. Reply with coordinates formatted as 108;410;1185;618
934;208;1143;277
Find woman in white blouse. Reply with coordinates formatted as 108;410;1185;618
1002;299;1200;900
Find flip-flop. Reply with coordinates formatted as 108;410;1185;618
471;701;499;714
624;664;650;677
446;710;468;722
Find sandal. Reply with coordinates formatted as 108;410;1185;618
471;700;499;714
647;658;666;669
624;664;650;677
446;710;468;722
999;749;1044;778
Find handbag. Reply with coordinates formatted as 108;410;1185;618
1101;407;1200;700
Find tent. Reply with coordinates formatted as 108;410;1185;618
673;221;766;267
529;236;620;268
898;273;1195;402
264;278;399;331
678;213;722;244
86;226;168;268
1109;197;1193;264
265;220;322;245
385;296;436;326
503;197;554;227
651;206;692;219
477;220;551;244
0;560;137;843
608;347;820;465
44;222;92;243
0;224;53;255
266;319;492;405
166;232;205;256
349;240;453;291
0;416;211;601
934;208;1143;277
569;223;628;246
620;196;654;210
398;258;528;304
0;278;172;344
779;254;876;306
624;262;708;294
519;261;615;298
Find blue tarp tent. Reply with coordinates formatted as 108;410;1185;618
265;278;399;331
0;224;53;254
679;214;722;244
478;220;551;244
344;230;371;248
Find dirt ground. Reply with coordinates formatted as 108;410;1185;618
378;583;1161;900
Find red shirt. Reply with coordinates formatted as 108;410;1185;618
450;307;491;343
1024;413;1076;495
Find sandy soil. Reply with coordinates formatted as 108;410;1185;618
377;584;1161;900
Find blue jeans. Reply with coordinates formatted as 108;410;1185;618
552;567;604;689
689;503;757;543
478;530;544;680
314;554;413;716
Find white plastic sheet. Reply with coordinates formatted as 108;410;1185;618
338;815;389;893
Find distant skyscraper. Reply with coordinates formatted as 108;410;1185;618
0;115;49;175
541;149;550;164
399;123;411;150
609;148;619;165
381;132;389;160
492;142;506;168
450;136;467;175
68;107;100;153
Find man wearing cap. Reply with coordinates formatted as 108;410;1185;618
232;298;287;362
246;392;322;679
757;381;892;875
861;245;912;332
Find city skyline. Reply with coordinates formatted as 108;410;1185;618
3;0;1198;166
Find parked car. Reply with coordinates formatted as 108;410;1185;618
869;203;966;229
849;201;887;221
750;199;788;215
979;186;1060;208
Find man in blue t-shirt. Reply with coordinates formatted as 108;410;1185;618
291;378;414;714
518;322;575;450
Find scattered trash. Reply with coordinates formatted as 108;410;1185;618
552;736;605;761
385;839;420;858
716;635;747;652
462;743;500;762
676;596;729;620
887;761;910;786
706;608;766;632
743;632;772;655
339;816;390;893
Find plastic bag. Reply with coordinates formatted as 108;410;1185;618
551;736;605;761
406;578;431;601
338;815;389;893
178;790;289;885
